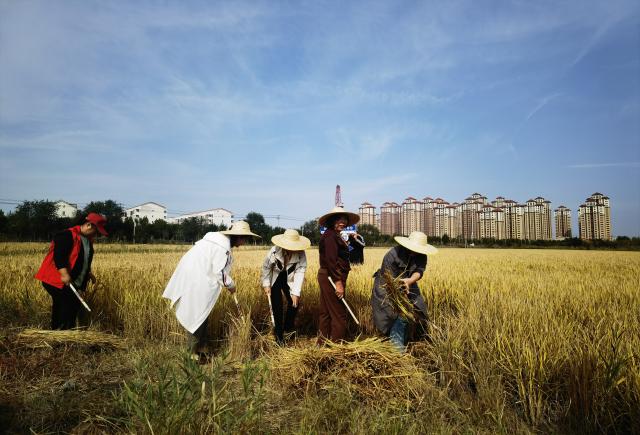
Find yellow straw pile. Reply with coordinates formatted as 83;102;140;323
269;337;431;406
15;328;126;349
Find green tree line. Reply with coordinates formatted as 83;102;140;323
1;200;638;249
0;200;228;243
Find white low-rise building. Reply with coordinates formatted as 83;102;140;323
124;202;167;223
167;208;233;227
54;200;78;218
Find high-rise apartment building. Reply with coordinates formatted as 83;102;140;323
524;197;552;240
447;203;462;238
380;202;401;235
433;200;461;238
503;200;524;240
492;197;525;240
401;197;424;235
491;197;506;208
358;202;377;227
369;192;608;242
461;193;487;240
423;197;436;237
479;205;506;239
578;193;612;240
554;206;572;240
432;198;450;237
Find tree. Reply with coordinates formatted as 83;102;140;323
300;219;320;245
150;219;178;241
133;217;152;243
267;226;287;242
0;209;8;237
83;200;129;240
178;217;207;243
8;200;58;240
357;223;379;240
244;212;271;241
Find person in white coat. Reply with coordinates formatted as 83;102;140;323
163;221;260;359
260;229;310;345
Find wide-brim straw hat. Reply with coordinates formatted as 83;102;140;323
318;206;360;227
221;220;261;238
272;229;311;251
394;231;438;255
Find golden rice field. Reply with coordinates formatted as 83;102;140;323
1;242;639;433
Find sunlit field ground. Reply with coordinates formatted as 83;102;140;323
1;243;639;433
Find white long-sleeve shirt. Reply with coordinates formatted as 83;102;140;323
162;232;234;333
260;246;307;296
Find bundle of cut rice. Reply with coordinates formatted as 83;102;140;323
269;337;431;406
226;310;254;361
381;270;416;322
15;328;126;349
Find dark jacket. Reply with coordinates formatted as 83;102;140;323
349;234;365;264
319;228;351;283
371;246;428;334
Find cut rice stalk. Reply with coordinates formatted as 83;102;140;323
15;328;126;349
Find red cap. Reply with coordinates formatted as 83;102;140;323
86;212;108;236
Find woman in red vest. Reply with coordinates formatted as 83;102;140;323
35;213;108;329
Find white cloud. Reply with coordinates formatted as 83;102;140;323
525;93;562;121
329;128;401;160
568;162;640;168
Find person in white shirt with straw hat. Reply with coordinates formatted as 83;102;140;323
371;231;438;352
260;229;311;345
163;221;260;362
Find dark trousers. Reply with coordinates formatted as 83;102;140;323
271;270;298;343
317;269;348;344
43;283;82;330
191;317;209;353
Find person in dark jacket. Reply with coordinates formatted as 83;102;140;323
348;232;365;264
317;206;360;344
371;231;438;352
35;213;108;329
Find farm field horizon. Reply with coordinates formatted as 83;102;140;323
1;243;639;433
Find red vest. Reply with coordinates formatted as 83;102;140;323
34;226;84;289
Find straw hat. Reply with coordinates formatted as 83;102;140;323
271;229;311;251
318;206;360;227
394;231;438;255
221;221;261;238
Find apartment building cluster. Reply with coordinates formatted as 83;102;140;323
125;202;233;227
358;192;612;241
53;201;234;227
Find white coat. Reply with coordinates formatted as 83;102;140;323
162;232;235;334
260;246;307;296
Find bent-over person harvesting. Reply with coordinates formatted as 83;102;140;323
35;213;108;330
261;229;310;345
162;221;259;363
371;231;437;352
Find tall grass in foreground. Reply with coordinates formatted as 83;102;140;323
1;243;639;432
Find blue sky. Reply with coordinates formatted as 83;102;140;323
1;0;639;235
